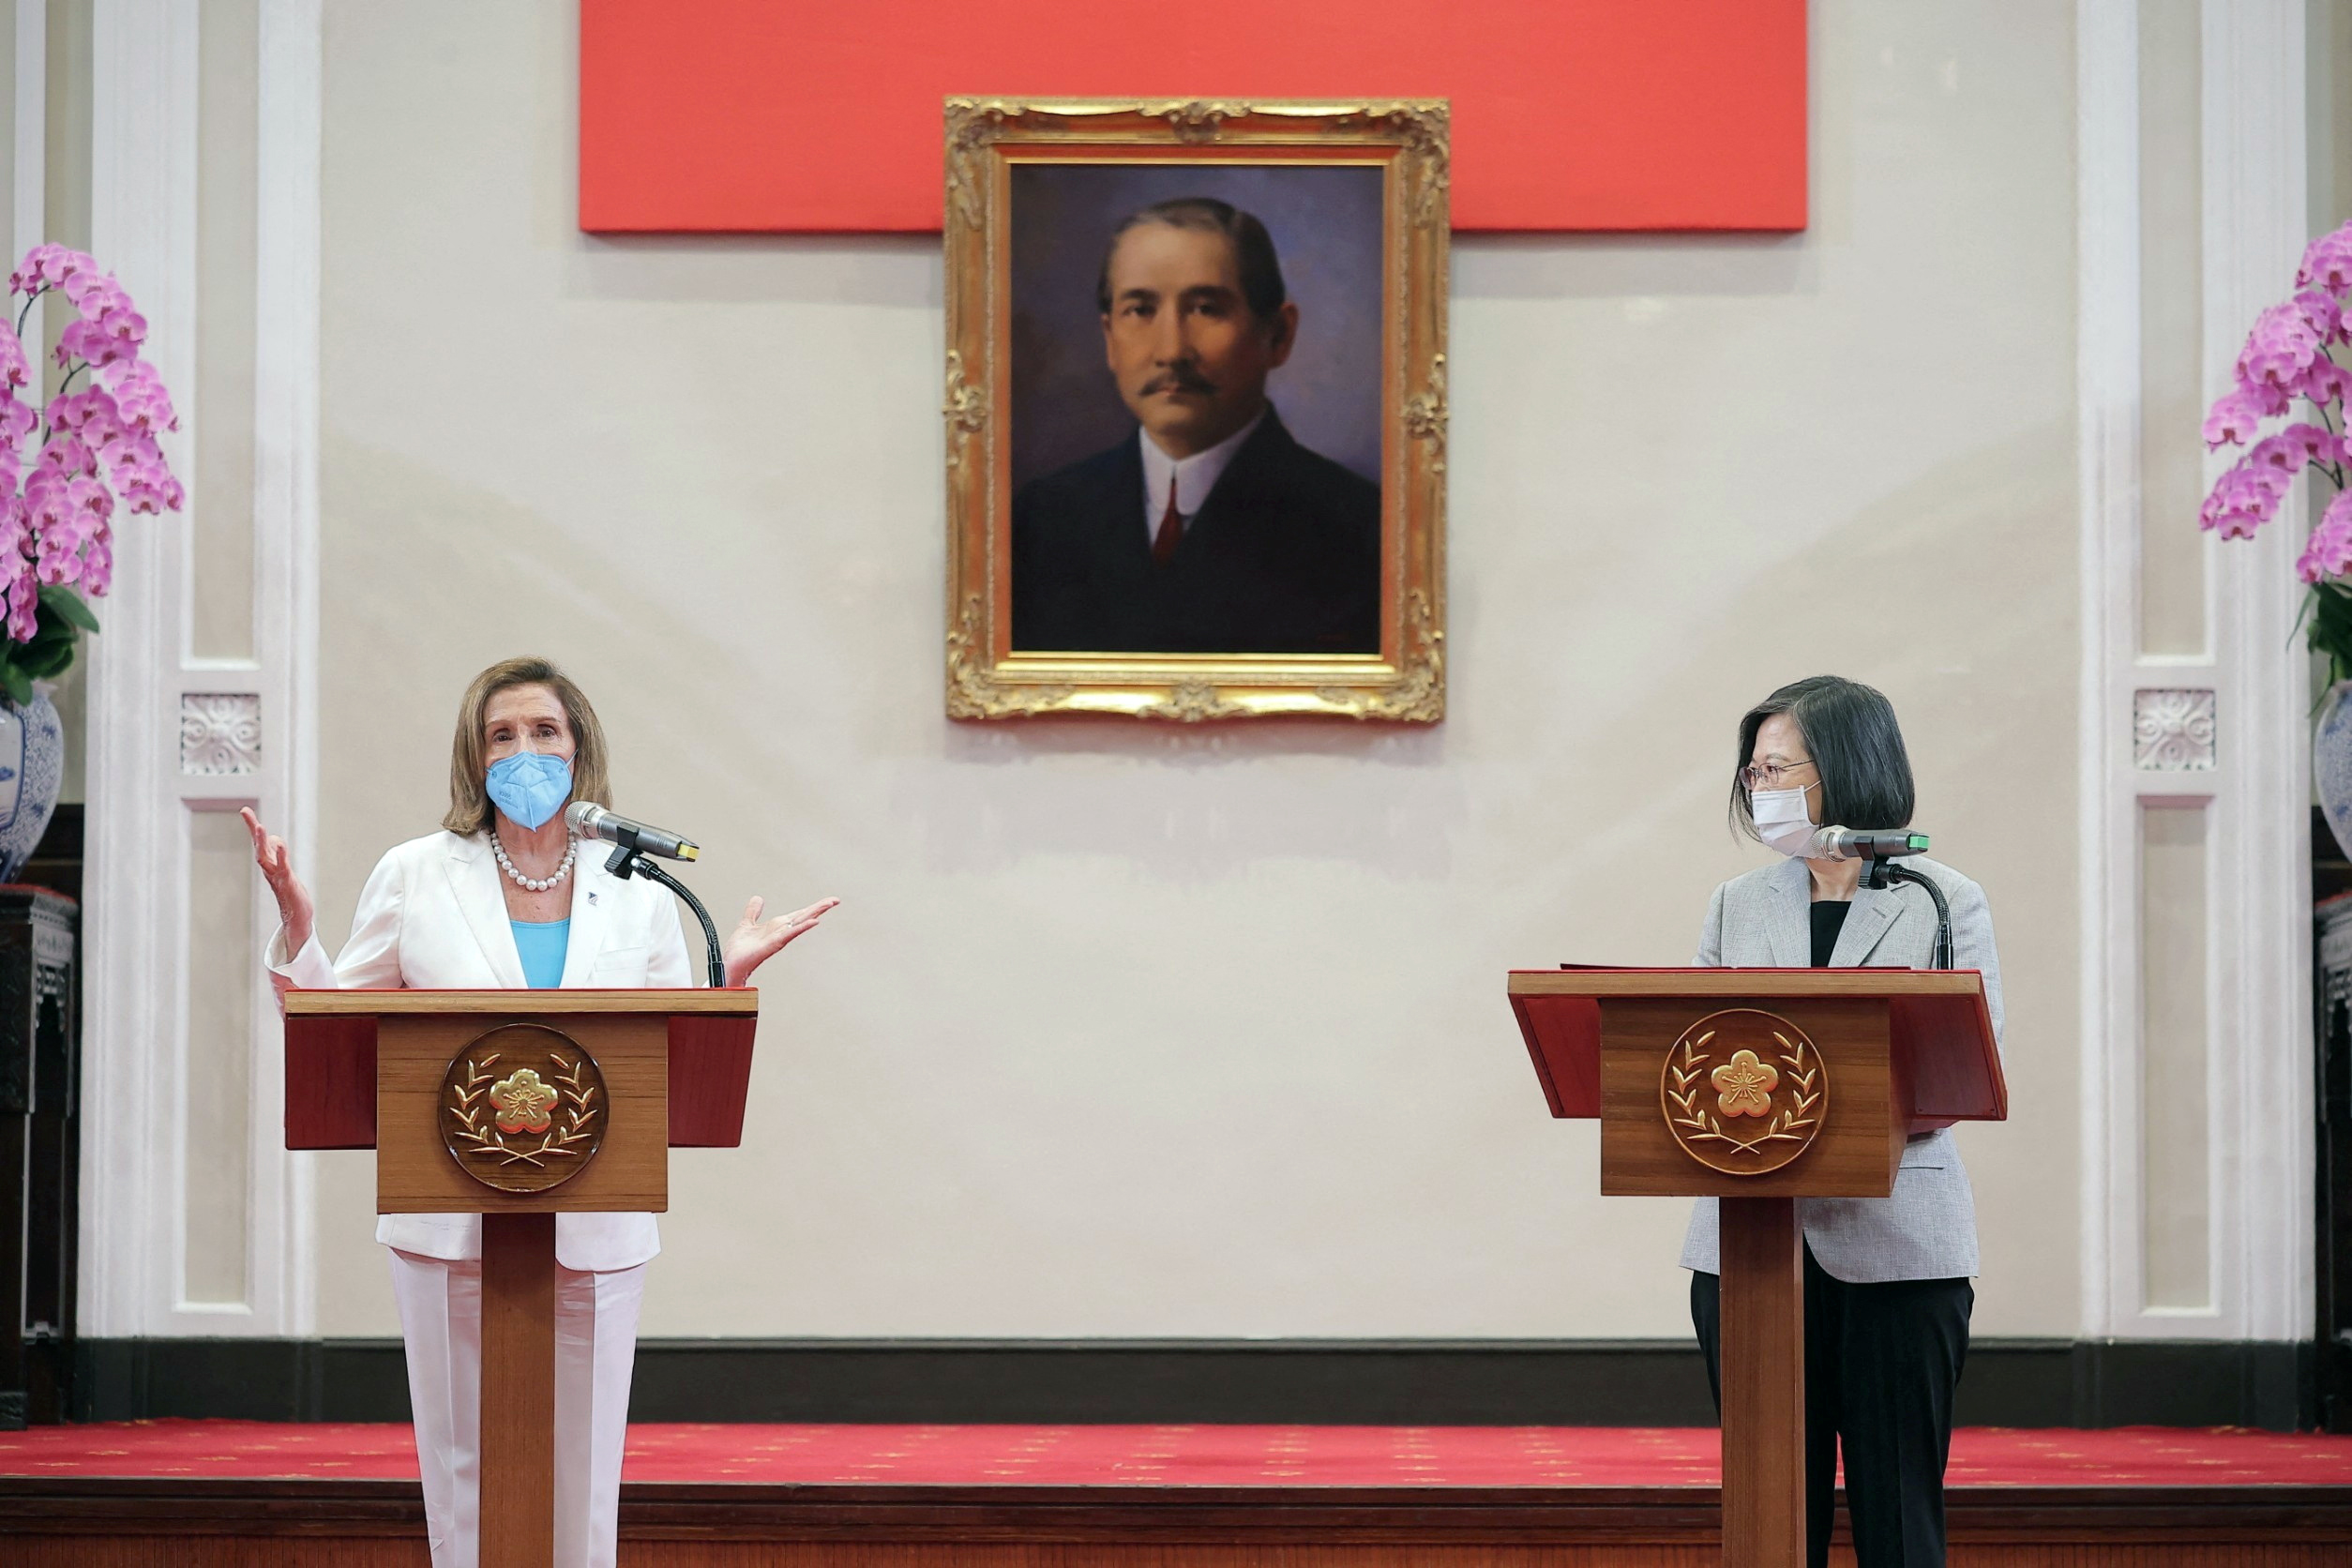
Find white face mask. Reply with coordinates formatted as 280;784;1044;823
1750;782;1821;857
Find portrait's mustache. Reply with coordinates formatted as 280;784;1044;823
1140;368;1217;396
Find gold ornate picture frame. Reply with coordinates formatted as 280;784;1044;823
944;99;1448;722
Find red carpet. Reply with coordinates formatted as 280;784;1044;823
3;1421;2351;1487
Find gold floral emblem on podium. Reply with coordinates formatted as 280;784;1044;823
438;1023;606;1193
1660;1009;1827;1175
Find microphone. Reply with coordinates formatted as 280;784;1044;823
1815;825;1952;969
565;801;701;862
1813;827;1930;861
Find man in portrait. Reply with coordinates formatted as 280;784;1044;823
1011;197;1382;655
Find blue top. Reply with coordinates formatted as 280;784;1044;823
510;918;570;989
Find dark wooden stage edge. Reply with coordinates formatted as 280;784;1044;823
71;1335;2320;1431
3;1478;2348;1567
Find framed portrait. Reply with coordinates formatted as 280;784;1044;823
943;99;1449;722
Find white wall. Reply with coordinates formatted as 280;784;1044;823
305;0;2081;1339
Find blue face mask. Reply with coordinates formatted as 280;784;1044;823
485;750;573;832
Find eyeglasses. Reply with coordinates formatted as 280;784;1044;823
1740;759;1817;790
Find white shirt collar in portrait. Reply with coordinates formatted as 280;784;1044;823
1138;406;1267;549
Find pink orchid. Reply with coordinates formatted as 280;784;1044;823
0;243;186;656
2204;390;2268;447
0;326;29;397
3;571;35;642
61;267;122;318
49;387;118;438
37;247;90;291
15;245;77;294
2301;225;2352;294
2250;433;2307;473
112;371;176;434
94;306;144;354
97;430;156;483
2201;459;2294;538
2237;301;2324;396
2283;423;2343;467
35;434;92;480
2295;289;2347;343
2245;377;2294;419
2304;354;2352;409
52;319;101;369
2300;492;2352;582
65;475;110;523
31;514;83;585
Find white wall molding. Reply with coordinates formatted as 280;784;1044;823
249;0;323;1339
2076;0;2314;1343
81;0;200;1341
11;0;41;272
2201;0;2314;1346
2075;0;2136;1343
79;0;320;1338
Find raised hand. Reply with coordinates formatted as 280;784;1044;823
240;806;317;953
721;895;839;988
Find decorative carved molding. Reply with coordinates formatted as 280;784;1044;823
1315;592;1445;723
177;693;261;776
2133;687;2217;771
942;350;987;473
1142;99;1249;143
1341;101;1452;226
1404;353;1448;474
944;595;1071;720
1138;680;1250;723
942;99;1043;229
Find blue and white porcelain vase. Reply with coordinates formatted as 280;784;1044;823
0;688;64;882
2317;681;2352;865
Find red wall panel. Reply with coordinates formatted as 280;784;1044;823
578;0;1806;234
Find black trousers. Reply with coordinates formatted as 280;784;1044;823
1691;1247;1972;1568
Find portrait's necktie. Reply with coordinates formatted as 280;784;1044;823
1153;474;1184;566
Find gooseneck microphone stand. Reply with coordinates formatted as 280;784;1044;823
1862;855;1955;971
602;841;727;988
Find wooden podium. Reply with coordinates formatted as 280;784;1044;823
281;987;760;1568
1507;968;2005;1568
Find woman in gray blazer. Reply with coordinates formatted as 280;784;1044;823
1685;675;2002;1568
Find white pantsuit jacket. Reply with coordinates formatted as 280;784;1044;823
270;829;694;1272
1678;853;2005;1283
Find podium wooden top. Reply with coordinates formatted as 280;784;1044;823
283;987;756;1017
1508;965;2004;1129
282;987;763;1152
1507;968;1983;1000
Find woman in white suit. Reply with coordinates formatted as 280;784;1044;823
243;656;837;1568
1686;675;2001;1568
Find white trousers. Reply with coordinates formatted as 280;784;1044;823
387;1247;645;1568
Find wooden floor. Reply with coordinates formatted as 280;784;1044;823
3;1478;2350;1566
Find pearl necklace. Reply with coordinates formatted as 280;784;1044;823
491;831;578;893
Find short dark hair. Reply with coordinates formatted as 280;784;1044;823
1727;675;1916;839
1094;197;1288;323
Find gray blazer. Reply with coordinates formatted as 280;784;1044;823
1679;852;2004;1283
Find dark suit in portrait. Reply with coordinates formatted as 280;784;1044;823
1011;407;1380;655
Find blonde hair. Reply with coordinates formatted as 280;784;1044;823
443;657;612;837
